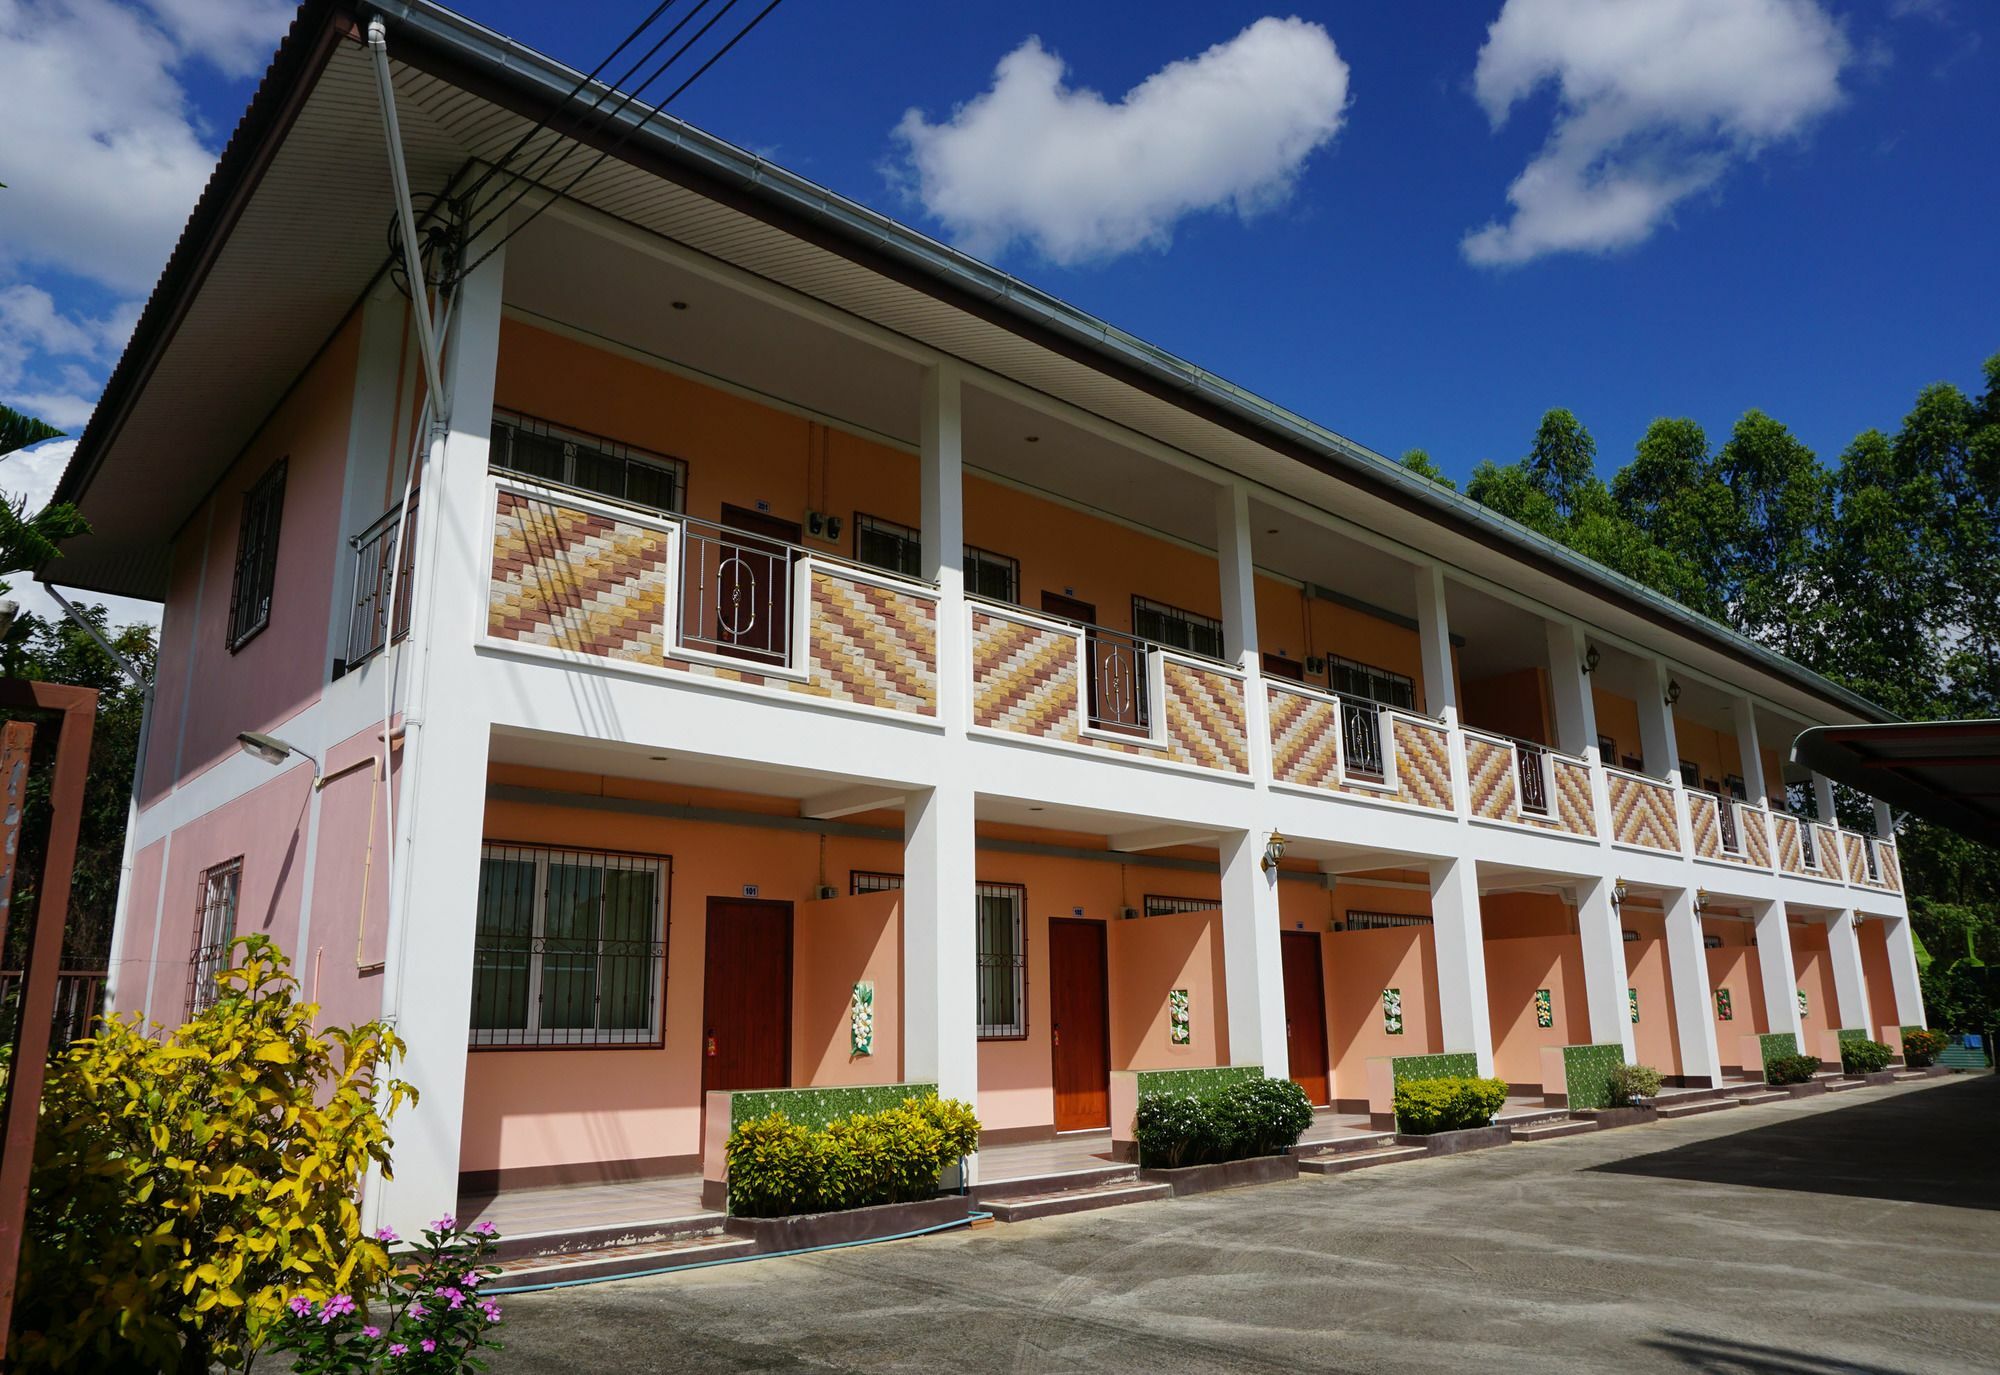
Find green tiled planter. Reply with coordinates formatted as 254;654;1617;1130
728;1082;939;1130
1135;1065;1262;1103
1561;1043;1626;1111
1756;1032;1800;1082
1389;1052;1478;1088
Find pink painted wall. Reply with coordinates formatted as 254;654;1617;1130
297;722;402;1034
1790;923;1839;1055
1326;926;1442;1104
1857;918;1898;1031
1621;906;1683;1077
1106;906;1225;1072
1704;918;1768;1068
1482;891;1574;940
1483;935;1590;1088
792;891;902;1087
142;312;361;803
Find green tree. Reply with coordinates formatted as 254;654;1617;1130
1397;447;1457;490
1525;407;1597;520
0;402;87;596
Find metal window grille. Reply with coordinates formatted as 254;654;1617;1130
1678;760;1701;787
1596;734;1616;759
1143;895;1219;918
1799;819;1818;868
345;495;418;666
227;460;286;650
1342;910;1432;931
186;859;242;1017
975;882;1027;1039
850;870;904;895
0;970;107;1051
470;844;670;1048
965;546;1019;602
1328;655;1416;711
491;410;686;515
1516;740;1551;815
1130;595;1224;661
1340;697;1387;780
852;513;1016;600
1716;792;1741;853
1864;839;1880;881
1084;626;1151;735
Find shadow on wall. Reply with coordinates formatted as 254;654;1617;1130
1592;1078;1996;1213
1640;1329;1917;1374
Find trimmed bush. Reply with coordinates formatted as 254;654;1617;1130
1840;1038;1893;1074
1393;1075;1508;1134
1133;1076;1314;1167
725;1093;978;1218
1606;1063;1664;1107
1765;1053;1820;1086
1901;1028;1947;1068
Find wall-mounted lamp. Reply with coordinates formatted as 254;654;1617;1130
237;730;326;790
1610;877;1627;908
1691;888;1707;917
1581;643;1601;675
1261;830;1287;872
1664;678;1683;708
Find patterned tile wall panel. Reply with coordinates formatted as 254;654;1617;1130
1562;1042;1627;1111
1814;825;1845;880
1742;810;1771;868
1464;737;1518;822
1134;1065;1263;1103
1757;1032;1799;1075
799;569;937;715
1843;834;1867;885
1552;760;1596;836
1878;843;1901;892
969;611;1082;742
1266;685;1342;791
1689;793;1721;857
1392;718;1456;811
1609;773;1680;851
1774;815;1805;873
490;490;672;665
1153;661;1249;774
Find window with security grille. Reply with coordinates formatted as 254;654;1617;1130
227;460;286;650
1143;895;1219;918
853;513;1018;600
1131;596;1224;660
470;845;669;1047
850;871;903;895
187;859;242;1017
976;883;1027;1039
1342;910;1433;931
1328;654;1416;710
490;410;686;516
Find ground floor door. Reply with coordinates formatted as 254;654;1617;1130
701;898;793;1093
1282;931;1332;1105
1049;918;1111;1131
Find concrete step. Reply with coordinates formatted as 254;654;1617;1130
491;1211;728;1263
1824;1078;1866;1093
490;1230;758;1288
980;1180;1172;1222
1297;1131;1397;1158
1495;1107;1570;1129
1508;1117;1597;1142
1892;1070;1930;1081
973;1163;1138;1204
1730;1090;1788;1106
1656;1098;1742;1120
1298;1145;1430;1176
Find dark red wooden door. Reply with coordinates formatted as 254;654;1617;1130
702;505;802;664
1282;931;1332;1106
1049;918;1111;1131
701;899;792;1093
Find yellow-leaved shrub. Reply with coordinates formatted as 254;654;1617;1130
11;935;415;1374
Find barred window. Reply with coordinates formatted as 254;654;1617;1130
1341;910;1433;931
187;859;242;1017
1143;895;1219;918
850;871;903;895
491;410;686;516
853;513;1018;600
470;845;669;1048
228;460;286;650
1131;595;1224;660
1328;654;1415;710
976;882;1027;1039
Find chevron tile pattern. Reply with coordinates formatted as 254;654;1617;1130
801;570;936;715
489;491;671;665
1814;825;1844;879
1464;737;1517;821
1774;815;1805;873
1609;773;1678;850
1266;685;1342;790
1393;719;1455;811
970;612;1081;742
1742;811;1771;868
1878;844;1901;891
1843;833;1866;885
1689;794;1721;857
1155;661;1248;774
1552;760;1595;836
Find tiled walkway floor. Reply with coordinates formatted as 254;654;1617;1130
460;1174;711;1239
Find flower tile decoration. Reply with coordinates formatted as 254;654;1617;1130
1169;988;1191;1045
1716;988;1734;1021
1797;988;1808;1019
1628;988;1640;1024
1534;988;1554;1029
1382;987;1404;1035
850;980;874;1057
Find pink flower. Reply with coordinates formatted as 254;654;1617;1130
388;1343;408;1357
374;1225;399;1244
474;1220;498;1235
480;1301;503;1324
318;1293;355;1324
430;1213;456;1232
437;1285;466;1310
287;1295;313;1317
362;1326;381;1339
407;1300;427;1320
421;1339;438;1353
462;1271;482;1288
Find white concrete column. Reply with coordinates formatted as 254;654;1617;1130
920;364;966;732
1220;829;1289;1079
1827;908;1871;1032
902;783;980;1129
1427;857;1494;1074
1638;662;1682;783
1812;772;1839;829
1414;566;1457;727
1575;877;1636;1059
1883;913;1927;1029
1663;888;1722;1085
365;236;506;1238
1731;698;1766;804
1753;901;1804;1041
1214;484;1273;787
1544;622;1599;757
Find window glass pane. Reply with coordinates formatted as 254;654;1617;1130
976;889;1023;1035
625;460;678;513
472;857;535;1031
498;425;566;483
540;861;604;1031
965;549;1017;602
599;867;657;1031
572;446;622;500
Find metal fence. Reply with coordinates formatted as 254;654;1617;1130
678;519;800;666
345;497;417;667
0;970;106;1052
1340;697;1386;780
1084;628;1150;735
1516;740;1550;815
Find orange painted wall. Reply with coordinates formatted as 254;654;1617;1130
1106;908;1226;1072
1674;716;1743;790
1593;688;1644;767
792;891;902;1088
1481;891;1574;940
1703;917;1767;1067
1462;667;1553;744
1858;918;1898;1031
1620;906;1683;1077
1325;926;1442;1103
1255;582;1442;714
1483;935;1590;1088
1789;922;1838;1036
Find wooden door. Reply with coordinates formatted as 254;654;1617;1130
1282;931;1332;1106
701;898;792;1093
1048;918;1111;1131
698;505;802;664
1041;591;1142;734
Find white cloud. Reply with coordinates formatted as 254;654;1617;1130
1462;0;1850;266
890;17;1351;265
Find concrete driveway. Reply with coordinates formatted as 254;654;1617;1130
492;1076;1998;1374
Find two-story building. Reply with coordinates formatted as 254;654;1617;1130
59;0;1924;1240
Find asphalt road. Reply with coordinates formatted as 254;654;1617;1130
492;1075;1999;1374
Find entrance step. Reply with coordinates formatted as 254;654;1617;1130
491;1211;728;1263
1508;1117;1597;1143
490;1229;758;1288
1297;1131;1397;1159
1730;1090;1787;1107
973;1163;1138;1205
979;1180;1172;1223
1824;1078;1866;1092
1298;1145;1429;1176
1656;1098;1742;1120
1892;1070;1930;1081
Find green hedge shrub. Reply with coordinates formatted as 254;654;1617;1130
1901;1028;1947;1068
1393;1075;1508;1134
725;1094;979;1218
1606;1063;1663;1106
1840;1038;1893;1074
1133;1076;1314;1167
1765;1053;1820;1086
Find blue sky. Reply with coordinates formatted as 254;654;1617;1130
1;0;1995;621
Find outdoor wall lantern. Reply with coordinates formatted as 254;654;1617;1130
1691;888;1708;917
1610;877;1627;908
1261;830;1288;872
1581;643;1601;675
237;730;326;790
1664;678;1683;707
